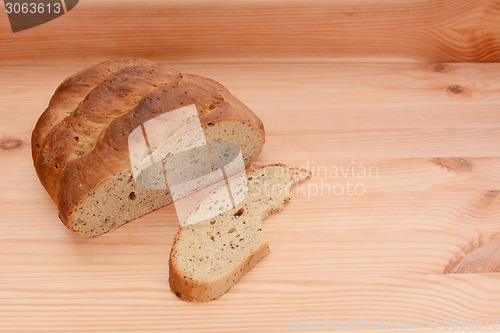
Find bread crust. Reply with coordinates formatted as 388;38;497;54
36;65;182;201
32;58;265;233
32;58;155;166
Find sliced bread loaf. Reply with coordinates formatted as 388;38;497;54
31;58;265;237
169;164;311;302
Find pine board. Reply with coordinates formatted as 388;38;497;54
1;0;500;62
1;61;500;332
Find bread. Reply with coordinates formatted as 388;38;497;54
31;58;265;237
169;164;311;302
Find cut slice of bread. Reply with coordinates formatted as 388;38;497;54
169;164;311;302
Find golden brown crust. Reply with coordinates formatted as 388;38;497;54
36;65;181;201
32;58;266;232
32;58;155;167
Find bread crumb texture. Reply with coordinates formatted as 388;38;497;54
169;165;311;302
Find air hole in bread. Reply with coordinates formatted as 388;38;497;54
233;208;244;217
129;192;136;200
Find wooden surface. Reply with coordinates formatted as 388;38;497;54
1;61;500;332
2;0;500;63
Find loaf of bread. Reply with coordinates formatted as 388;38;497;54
32;58;265;237
169;164;311;302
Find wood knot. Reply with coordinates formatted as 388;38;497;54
445;239;500;274
0;138;23;151
487;189;499;199
434;64;450;73
447;85;464;95
430;157;472;172
471;189;499;210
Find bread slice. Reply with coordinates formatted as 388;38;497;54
31;58;265;237
169;164;311;302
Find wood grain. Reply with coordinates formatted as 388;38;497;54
1;0;500;63
1;61;500;331
3;228;500;277
2;273;500;332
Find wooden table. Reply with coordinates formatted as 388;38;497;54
2;60;500;332
1;1;500;332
